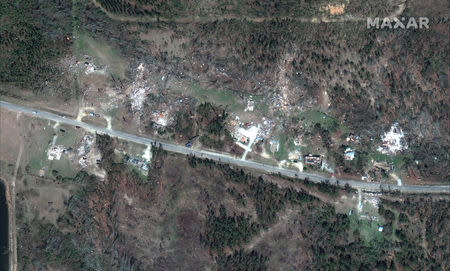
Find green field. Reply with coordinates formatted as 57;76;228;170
75;32;129;79
348;214;384;244
54;125;84;146
181;82;245;112
370;152;406;170
49;157;79;179
297;110;347;133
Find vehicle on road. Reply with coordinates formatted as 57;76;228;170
32;110;38;115
1;101;449;194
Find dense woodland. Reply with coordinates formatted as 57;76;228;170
0;0;75;97
94;0;350;18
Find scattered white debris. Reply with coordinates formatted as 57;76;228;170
123;194;133;205
129;63;151;112
104;115;112;130
269;139;280;153
236;125;260;143
130;86;150;112
363;193;379;209
47;146;65;160
288;149;302;161
377;123;407;154
346;133;360;143
51;134;58;146
125;155;149;174
344;147;355;160
84;61;105;75
78;156;89;167
390;173;402;186
283;150;304;172
245;99;255;112
85;63;95;75
293;135;302;146
152;111;170;126
357;189;363;212
256;117;274;141
321;161;334;173
142;145;152;162
78;135;94;156
137;63;145;73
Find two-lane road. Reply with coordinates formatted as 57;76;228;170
1;101;448;194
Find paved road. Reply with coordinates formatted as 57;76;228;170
1;101;448;194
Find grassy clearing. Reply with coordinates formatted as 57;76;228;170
369;152;406;169
250;155;278;167
54;125;84;146
24;119;81;176
126;164;147;183
28;139;79;178
26;122;55;174
251;95;269;116
348;214;384;244
185;82;244;112
298;110;347;133
28;150;48;174
107;107;119;118
273;134;289;161
76;32;129;79
49;157;79;178
300;139;316;155
264;134;296;162
119;140;148;158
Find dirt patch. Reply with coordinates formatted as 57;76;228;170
322;3;346;15
140;28;189;58
16;177;74;225
0;109;22;163
81;116;108;128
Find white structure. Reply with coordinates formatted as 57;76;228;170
47;146;65;160
377;123;407;154
344;148;355;160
